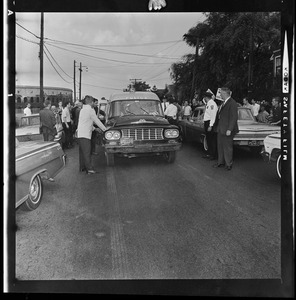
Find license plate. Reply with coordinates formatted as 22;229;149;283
248;140;260;146
120;137;133;146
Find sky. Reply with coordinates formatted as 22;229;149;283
15;12;205;100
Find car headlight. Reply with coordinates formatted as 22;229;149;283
105;130;121;140
164;129;179;138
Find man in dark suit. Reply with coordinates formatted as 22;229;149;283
213;87;239;170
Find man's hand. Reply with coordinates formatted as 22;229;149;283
226;130;231;136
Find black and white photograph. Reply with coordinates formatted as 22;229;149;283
4;0;294;296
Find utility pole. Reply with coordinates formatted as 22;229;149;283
39;12;44;107
130;78;142;91
73;60;76;102
78;62;88;101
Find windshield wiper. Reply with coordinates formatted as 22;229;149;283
140;107;149;114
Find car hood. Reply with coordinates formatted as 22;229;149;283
107;115;169;127
16;140;61;159
238;122;281;132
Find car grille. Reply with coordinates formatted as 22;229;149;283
121;128;164;140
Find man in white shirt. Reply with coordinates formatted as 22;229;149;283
182;101;192;120
77;95;107;174
164;98;178;125
250;99;260;119
202;92;218;160
62;101;73;148
24;103;32;116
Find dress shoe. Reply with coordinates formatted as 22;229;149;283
86;169;97;174
212;163;225;168
225;166;232;171
202;154;211;159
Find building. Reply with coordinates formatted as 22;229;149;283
15;85;73;109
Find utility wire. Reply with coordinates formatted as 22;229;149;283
43;48;72;84
16;22;40;39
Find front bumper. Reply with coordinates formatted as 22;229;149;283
104;141;182;154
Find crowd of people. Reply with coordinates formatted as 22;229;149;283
37;96;107;175
161;89;282;171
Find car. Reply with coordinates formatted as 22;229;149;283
261;133;281;178
15;113;65;147
102;91;182;166
15;138;66;210
178;106;281;153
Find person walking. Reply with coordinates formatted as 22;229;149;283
24;103;32;116
77;95;106;174
202;91;218;160
213;87;239;171
39;99;57;141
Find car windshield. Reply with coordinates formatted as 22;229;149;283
108;100;163;118
238;108;256;121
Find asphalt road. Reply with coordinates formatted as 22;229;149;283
15;141;281;280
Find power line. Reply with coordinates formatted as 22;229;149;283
43;48;72;84
16;22;40;39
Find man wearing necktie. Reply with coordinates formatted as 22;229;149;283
213;87;239;170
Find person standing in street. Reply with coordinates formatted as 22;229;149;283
213;87;239;171
268;96;281;126
164;97;178;125
202;91;218;160
62;101;73;149
91;98;100;155
24;103;32;116
161;97;169;113
39;99;56;141
250;98;260;120
77;95;106;174
242;97;252;110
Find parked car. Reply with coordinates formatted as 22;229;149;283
102;91;182;166
261;133;281;178
15;138;66;210
15;113;65;147
178;106;281;153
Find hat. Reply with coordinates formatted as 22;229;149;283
203;91;214;98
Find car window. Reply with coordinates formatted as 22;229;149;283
108;100;163;117
238;108;255;121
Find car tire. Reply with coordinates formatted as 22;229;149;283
106;152;114;166
23;175;43;211
202;135;208;151
164;151;176;163
276;154;281;179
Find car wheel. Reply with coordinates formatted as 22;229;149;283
106;152;114;166
23;175;43;211
202;136;208;151
276;154;281;179
164;151;176;163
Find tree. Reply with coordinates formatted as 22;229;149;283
171;12;280;102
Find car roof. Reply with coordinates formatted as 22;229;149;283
109;91;160;102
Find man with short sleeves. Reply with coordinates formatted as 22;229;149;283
24;103;32;116
202;91;218;160
77;95;106;174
